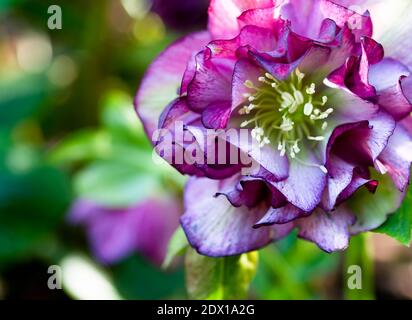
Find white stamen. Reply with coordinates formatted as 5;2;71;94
304;102;314;116
281;92;295;104
296;69;305;81
265;73;277;82
319;165;328;174
245;104;255;114
240;71;333;164
294;90;304;105
288;102;298;114
244;80;254;88
277;142;283;151
292;141;301;154
307;136;325;141
306;83;316;95
280;116;294;132
260;136;270;147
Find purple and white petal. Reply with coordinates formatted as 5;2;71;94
377;124;412;192
136;32;210;138
181;177;292;257
296;206;356;252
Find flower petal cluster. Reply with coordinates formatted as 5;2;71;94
136;0;412;256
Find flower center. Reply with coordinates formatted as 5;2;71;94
239;69;333;165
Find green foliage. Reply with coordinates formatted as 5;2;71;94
252;232;339;300
163;226;189;269
0;74;50;128
185;249;258;300
0;0;185;299
0;144;71;265
74;162;161;208
343;234;375;300
111;255;185;300
376;187;412;246
49;90;185;207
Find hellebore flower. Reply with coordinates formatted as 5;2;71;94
151;0;209;31
136;0;412;256
69;197;180;265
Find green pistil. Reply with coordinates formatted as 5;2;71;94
239;69;332;172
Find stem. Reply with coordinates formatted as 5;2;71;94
261;246;311;300
343;233;375;300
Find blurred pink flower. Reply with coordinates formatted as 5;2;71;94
69;197;181;266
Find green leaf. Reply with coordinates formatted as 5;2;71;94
376;187;412;246
48;130;111;165
0;74;50;128
74;161;161;207
0;164;71;264
185;249;258;300
162;226;188;269
100;90;151;149
112;255;185;299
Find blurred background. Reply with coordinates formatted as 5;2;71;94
0;0;411;300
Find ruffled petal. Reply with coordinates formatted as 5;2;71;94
279;0;324;40
237;6;282;30
215;174;268;208
322;155;356;211
279;0;373;41
368;58;412;121
208;25;277;59
255;203;309;226
296;206;356;252
220;128;290;182
335;172;378;205
181;177;292;257
208;0;275;39
330;111;396;167
378;2;412;69
369;58;410;91
187;52;235;129
269;152;327;212
231;58;265;110
377;124;412;192
187;52;234;112
327;37;383;99
377;76;412;121
136;32;210;139
157;99;242;178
